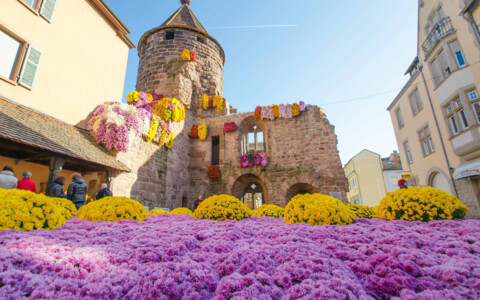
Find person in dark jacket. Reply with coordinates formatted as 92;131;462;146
67;173;87;209
46;177;67;198
193;195;203;211
96;183;112;200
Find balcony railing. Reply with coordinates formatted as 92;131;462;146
422;17;455;57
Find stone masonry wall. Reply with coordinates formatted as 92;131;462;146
456;177;480;218
189;106;348;207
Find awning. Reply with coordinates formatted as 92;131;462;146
453;160;480;180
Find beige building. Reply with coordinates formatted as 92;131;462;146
344;150;404;207
0;0;134;125
0;0;133;194
387;0;480;217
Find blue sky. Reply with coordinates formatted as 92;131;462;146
105;0;419;165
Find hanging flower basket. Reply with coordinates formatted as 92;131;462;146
223;122;237;133
240;153;269;168
207;166;221;181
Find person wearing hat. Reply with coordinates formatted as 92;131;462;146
17;171;36;193
398;179;408;189
0;165;18;190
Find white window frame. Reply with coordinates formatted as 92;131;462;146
404;141;413;164
449;115;459;135
395;108;405;129
418;126;435;157
409;89;423;116
449;40;466;68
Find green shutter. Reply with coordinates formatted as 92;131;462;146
18;45;41;90
39;0;57;22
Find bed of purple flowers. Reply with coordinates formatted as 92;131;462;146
1;216;480;299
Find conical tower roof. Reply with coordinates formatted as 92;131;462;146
161;3;208;35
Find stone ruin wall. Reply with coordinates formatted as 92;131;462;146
189;106;348;207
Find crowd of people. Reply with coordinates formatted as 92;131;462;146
0;165;112;209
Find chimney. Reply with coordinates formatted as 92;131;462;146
393;151;399;167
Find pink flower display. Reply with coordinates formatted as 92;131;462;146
261;106;275;121
240;153;269;168
87;102;143;152
299;101;306;112
279;104;293;119
0;217;479;299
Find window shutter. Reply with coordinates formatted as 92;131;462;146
18;45;41;90
450;40;461;53
40;0;57;22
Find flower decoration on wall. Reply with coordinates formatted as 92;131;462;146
165;133;175;149
190;125;199;138
198;124;208;141
254;106;262;120
240;153;269;168
181;49;191;61
190;51;197;62
213;95;223;111
126;91;139;103
207;165;221;181
201;94;209;110
255;102;305;121
145;118;158;142
87;102;142;152
223;122;237;133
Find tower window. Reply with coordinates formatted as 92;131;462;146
197;35;205;43
166;32;175;40
211;136;220;165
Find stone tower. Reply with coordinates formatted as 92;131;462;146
136;0;225;111
130;0;226;208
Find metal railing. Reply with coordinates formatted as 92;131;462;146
422;17;455;57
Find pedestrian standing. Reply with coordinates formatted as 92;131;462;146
0;166;18;190
67;173;87;209
398;179;408;189
46;176;67;198
96;183;112;200
193;195;203;210
17;171;36;193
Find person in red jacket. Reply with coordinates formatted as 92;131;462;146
17;171;36;193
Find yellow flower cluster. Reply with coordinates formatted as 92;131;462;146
253;204;285;218
377;186;469;221
0;189;67;231
272;105;279;118
145;118;158;142
198;124;207;140
182;49;191;61
193;194;252;221
51;197;77;220
213;95;224;111
126;91;139;103
153;98;172;121
347;204;376;219
291;103;300;117
77;196;149;222
285;193;355;226
170;207;193;215
165;133;175;149
149;209;169;215
202;94;209;110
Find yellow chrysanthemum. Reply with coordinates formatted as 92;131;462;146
170;207;193;215
213;95;223;111
145;118;158;141
201;94;209;110
181;49;191;61
165;133;175;149
127;91;139;103
291;103;300;117
193;194;252;221
347;204;376;219
150;209;169;215
77;196;148;222
377;187;468;221
284;193;355;226
198;124;207;141
253;204;285;218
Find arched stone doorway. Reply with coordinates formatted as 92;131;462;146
429;172;453;194
232;174;266;209
286;183;319;203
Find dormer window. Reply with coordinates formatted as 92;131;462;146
166;32;175;40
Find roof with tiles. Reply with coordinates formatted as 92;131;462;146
161;3;208;35
0;96;129;172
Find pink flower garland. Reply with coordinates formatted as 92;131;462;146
261;106;274;121
299;101;306;112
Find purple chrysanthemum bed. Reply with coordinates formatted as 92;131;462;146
1;216;479;299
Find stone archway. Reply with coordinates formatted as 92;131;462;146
232;174;267;209
286;183;319;203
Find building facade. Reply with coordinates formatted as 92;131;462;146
109;1;348;209
0;0;133;195
344;150;404;207
388;0;480;217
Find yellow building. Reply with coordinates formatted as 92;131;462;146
344;150;405;207
388;0;480;217
0;0;133;194
0;0;134;125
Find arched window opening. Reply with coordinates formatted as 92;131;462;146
242;125;264;155
241;183;263;210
